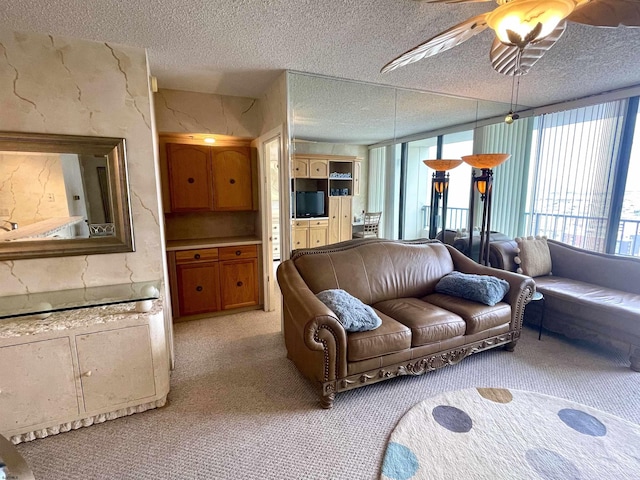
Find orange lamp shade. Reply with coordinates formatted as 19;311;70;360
461;154;511;169
475;179;488;195
423;159;463;171
434;180;448;194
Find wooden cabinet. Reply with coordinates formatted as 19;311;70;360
0;307;169;444
353;160;362;196
219;245;259;310
308;219;329;247
292;157;309;178
292;219;330;249
165;143;254;212
292;220;309;249
309;159;329;178
211;147;253;211
166;144;213;211
329;196;353;244
169;244;259;318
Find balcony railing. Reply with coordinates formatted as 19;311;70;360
526;212;640;257
422;206;469;234
421;207;640;257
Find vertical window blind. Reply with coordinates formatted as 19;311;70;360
526;100;627;252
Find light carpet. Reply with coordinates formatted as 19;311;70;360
381;387;640;480
15;303;640;479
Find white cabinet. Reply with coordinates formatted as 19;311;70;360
0;303;169;444
76;325;156;413
0;338;78;434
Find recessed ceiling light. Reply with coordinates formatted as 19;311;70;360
204;138;216;144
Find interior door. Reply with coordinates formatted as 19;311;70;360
253;126;284;312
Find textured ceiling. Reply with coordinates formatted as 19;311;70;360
2;0;640;143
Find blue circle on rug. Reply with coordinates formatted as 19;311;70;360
381;442;419;480
558;408;607;437
432;405;472;433
525;448;581;479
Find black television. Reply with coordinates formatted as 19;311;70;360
295;191;325;217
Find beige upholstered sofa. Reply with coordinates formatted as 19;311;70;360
490;239;640;371
277;238;535;408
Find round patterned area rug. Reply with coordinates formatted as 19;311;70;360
381;388;640;480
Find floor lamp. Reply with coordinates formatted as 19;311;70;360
423;159;463;239
461;154;511;265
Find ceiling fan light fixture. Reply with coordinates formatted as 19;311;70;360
487;0;576;46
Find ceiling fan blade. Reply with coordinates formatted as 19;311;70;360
567;0;640;27
381;14;488;73
490;21;566;76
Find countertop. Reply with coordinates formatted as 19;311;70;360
165;236;262;251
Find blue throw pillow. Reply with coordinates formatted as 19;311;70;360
435;271;510;306
316;289;382;332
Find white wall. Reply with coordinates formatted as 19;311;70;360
0;30;163;296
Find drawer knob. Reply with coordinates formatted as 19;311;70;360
235;250;241;256
187;177;195;184
230;178;236;184
194;253;201;260
196;286;203;292
82;370;92;377
237;281;243;287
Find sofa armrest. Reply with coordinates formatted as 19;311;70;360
488;240;519;271
276;260;348;382
446;245;536;330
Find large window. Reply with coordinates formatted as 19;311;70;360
617;106;640;256
525;101;627;252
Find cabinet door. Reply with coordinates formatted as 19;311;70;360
328;196;341;245
0;338;78;433
292;158;309;178
309;225;328;247
176;262;221;316
211;147;253;211
220;258;259;309
166;144;213;211
292;226;309;249
309;159;328;178
339;196;353;242
76;325;156;413
353;160;361;196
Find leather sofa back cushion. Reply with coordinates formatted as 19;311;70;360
294;242;454;305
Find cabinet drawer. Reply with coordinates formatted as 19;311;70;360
293;219;309;228
175;248;219;264
219;244;258;261
308;219;329;227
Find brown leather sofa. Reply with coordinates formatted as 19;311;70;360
276;238;535;408
490;239;640;371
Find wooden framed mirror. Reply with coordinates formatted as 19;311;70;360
0;132;134;261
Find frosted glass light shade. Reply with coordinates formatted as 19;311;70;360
423;159;463;171
487;0;575;45
462;154;511;169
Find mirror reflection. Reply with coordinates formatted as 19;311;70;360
0;151;114;240
0;132;133;261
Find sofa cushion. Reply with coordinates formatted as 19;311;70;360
434;271;510;306
515;236;552;277
373;298;466;347
346;309;411;362
316;289;382;332
293;241;454;305
422;293;511;335
535;276;640;335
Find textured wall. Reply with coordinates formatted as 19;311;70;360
154;88;261;137
0;30;163;296
260;72;287;136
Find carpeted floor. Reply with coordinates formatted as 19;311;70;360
16;303;640;479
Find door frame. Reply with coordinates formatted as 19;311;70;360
253;126;285;312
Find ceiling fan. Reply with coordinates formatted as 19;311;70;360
382;0;640;76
